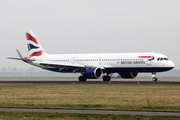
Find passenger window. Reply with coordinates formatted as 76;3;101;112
157;58;160;61
160;58;163;60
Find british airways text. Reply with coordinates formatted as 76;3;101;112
121;61;145;64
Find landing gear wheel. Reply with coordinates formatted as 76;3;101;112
103;76;111;81
152;77;157;82
152;72;158;82
79;76;87;82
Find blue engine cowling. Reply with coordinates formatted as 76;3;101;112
83;67;103;79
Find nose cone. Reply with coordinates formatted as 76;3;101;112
168;60;175;70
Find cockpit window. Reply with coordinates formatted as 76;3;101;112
157;58;168;61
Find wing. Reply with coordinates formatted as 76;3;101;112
39;62;107;73
39;62;86;73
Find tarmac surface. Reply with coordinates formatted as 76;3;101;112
0;108;180;116
1;81;180;84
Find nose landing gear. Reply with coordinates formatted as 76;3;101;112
152;72;158;82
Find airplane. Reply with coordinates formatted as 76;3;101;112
8;29;175;82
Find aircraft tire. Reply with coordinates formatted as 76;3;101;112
152;78;157;82
79;76;87;82
103;76;111;81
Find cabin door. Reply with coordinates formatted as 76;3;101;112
41;56;45;62
71;57;75;64
146;55;152;65
98;57;102;64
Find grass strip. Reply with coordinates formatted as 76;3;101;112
0;83;180;112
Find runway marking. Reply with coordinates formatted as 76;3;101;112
0;108;180;116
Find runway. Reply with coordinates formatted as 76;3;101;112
0;108;180;116
0;81;180;84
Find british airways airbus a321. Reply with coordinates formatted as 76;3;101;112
8;29;175;82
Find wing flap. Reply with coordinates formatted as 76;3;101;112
39;62;85;73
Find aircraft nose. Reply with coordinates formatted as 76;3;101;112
169;60;175;68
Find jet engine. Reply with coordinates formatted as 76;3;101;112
118;72;138;78
83;67;103;79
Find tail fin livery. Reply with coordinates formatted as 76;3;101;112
26;29;46;57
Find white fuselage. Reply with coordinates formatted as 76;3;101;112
30;52;174;73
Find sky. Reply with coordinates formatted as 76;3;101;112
0;0;180;69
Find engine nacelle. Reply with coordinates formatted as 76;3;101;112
118;72;138;79
83;67;103;79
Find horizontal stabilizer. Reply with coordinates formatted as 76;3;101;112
7;49;35;62
7;57;35;62
7;57;23;60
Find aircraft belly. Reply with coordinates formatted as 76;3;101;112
104;67;174;73
44;67;174;73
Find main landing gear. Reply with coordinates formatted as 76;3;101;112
152;72;158;82
78;75;111;82
78;76;87;82
103;76;111;81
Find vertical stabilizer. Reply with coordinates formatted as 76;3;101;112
26;29;46;57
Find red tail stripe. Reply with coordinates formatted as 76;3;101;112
26;33;39;44
24;57;30;60
29;51;43;57
24;51;43;59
